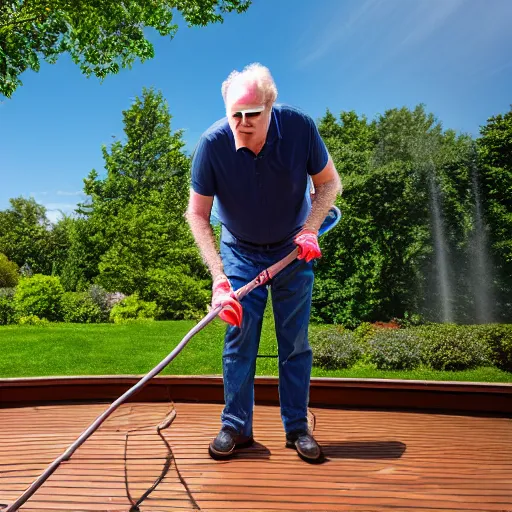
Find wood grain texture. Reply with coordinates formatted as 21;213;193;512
1;401;511;511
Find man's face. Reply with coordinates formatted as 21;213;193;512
226;81;271;148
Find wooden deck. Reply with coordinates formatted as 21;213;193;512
1;396;511;511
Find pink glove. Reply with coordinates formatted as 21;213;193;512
212;275;243;328
294;229;322;263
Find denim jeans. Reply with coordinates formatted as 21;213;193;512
219;227;314;437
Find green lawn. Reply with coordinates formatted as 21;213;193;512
0;320;511;382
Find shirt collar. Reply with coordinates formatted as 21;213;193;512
266;107;282;145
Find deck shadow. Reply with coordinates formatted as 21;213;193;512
231;441;271;460
321;440;406;460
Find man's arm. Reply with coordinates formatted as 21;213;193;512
185;189;224;280
304;156;342;232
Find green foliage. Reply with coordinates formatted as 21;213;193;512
318;110;377;177
310;327;363;370
478;107;512;319
14;274;64;321
1;94;511;327
61;292;103;323
17;315;50;326
0;0;252;98
109;293;160;323
83;88;191;208
0;197;53;274
474;324;512;372
59;216;107;291
0;198;74;280
69;88;210;317
313;103;502;325
367;329;422;370
312;159;430;326
142;268;210;320
396;311;424;328
415;324;491;371
353;322;377;343
86;284;113;322
0;288;16;325
47;214;75;278
0;253;19;287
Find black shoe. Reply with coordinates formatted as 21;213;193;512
286;430;324;464
208;427;254;460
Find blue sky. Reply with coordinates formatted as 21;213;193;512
1;0;511;222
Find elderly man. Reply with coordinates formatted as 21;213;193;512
186;63;341;463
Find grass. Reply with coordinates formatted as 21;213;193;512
0;319;511;382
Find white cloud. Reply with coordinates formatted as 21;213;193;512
46;210;64;224
298;0;470;72
340;0;512;83
56;190;83;196
44;202;77;210
44;202;79;224
299;0;383;67
399;0;466;48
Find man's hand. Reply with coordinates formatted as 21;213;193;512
212;275;243;328
294;229;322;263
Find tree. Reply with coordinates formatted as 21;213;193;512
83;87;190;210
314;105;484;325
65;87;210;317
0;196;52;273
59;215;107;291
0;253;19;287
95;190;210;319
318;109;377;177
0;0;251;98
478;106;512;320
63;87;191;291
47;214;75;277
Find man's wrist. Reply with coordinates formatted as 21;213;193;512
212;273;227;285
300;226;319;235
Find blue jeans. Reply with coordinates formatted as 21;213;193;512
219;227;314;437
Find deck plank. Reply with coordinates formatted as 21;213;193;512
0;402;511;511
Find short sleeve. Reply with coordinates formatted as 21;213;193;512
306;115;329;176
191;135;216;196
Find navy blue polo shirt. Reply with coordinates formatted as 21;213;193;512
191;104;329;245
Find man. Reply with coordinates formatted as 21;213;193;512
186;63;341;463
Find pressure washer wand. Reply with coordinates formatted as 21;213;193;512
4;253;300;512
5;206;341;512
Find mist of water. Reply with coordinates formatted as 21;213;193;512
468;166;494;323
429;177;454;323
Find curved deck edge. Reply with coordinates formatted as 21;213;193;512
1;375;511;416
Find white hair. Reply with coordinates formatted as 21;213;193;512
221;63;278;106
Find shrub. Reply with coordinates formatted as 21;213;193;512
367;329;422;370
86;285;125;322
143;267;209;320
0;253;19;288
353;322;377;344
0;288;16;325
88;284;110;319
415;324;491;371
311;328;363;370
14;274;64;321
61;292;103;323
18;315;49;326
109;294;160;323
474;324;512;372
105;291;127;310
395;312;424;328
